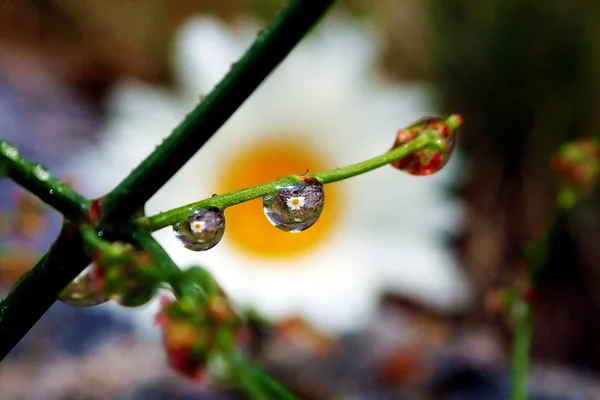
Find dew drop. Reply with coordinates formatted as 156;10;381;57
174;207;226;251
33;164;50;181
111;281;156;308
58;268;109;307
0;141;19;160
390;115;461;176
263;177;324;233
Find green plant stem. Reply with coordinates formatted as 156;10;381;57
0;225;91;360
528;209;563;287
249;366;302;400
80;224;110;253
510;200;567;400
314;134;441;184
101;0;335;222
125;226;196;298
144;134;437;231
0;147;89;219
510;300;531;400
225;351;277;400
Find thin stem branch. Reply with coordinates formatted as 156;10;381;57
528;209;563;287
510;300;531;400
125;226;196;298
0;142;89;219
223;349;301;399
0;225;91;360
314;133;441;184
510;198;567;400
101;0;335;222
248;366;302;400
143;134;437;231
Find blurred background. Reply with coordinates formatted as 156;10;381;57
1;0;600;399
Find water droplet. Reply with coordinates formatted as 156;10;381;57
0;141;19;160
390;116;460;176
59;268;109;307
49;189;54;195
174;207;226;251
32;164;50;181
111;280;156;308
263;177;324;232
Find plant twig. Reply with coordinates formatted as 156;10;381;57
101;0;335;222
0;225;91;360
510;199;567;400
225;350;297;400
0;142;89;219
510;299;531;400
143;134;439;231
124;226;196;298
248;366;302;400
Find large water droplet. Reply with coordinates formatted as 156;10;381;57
174;207;226;251
58;268;109;306
390;115;461;176
0;141;19;160
263;177;324;232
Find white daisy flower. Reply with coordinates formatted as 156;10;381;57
189;220;207;234
66;15;470;335
285;196;306;211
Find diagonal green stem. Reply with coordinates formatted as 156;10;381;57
510;300;531;400
0;142;89;219
248;366;302;400
143;134;438;231
510;199;568;400
124;226;197;298
101;0;335;222
225;350;300;400
0;225;91;360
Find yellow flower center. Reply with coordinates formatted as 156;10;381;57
217;138;339;259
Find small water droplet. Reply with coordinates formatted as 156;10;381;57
32;164;50;181
174;207;226;251
390;116;459;176
59;268;109;307
111;280;156;308
49;189;54;195
0;141;19;160
263;177;324;233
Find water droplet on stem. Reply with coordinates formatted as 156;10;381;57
174;207;226;251
263;177;324;232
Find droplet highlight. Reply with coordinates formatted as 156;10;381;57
174;207;226;251
263;176;324;232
